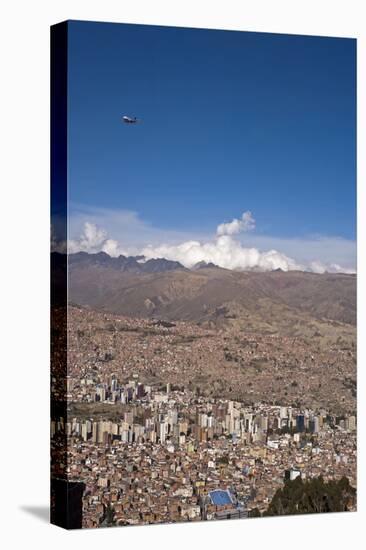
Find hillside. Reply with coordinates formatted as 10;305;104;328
59;252;356;337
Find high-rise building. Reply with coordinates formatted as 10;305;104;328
81;422;88;441
296;415;305;433
347;416;356;431
310;416;319;434
92;422;98;443
159;421;168;443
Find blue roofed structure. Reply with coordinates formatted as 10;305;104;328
205;488;248;521
209;489;234;507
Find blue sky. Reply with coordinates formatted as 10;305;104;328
66;21;356;271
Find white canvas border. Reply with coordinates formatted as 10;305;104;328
0;1;364;549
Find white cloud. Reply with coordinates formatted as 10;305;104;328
64;207;356;274
217;211;255;236
69;203;201;251
141;235;303;271
308;260;355;275
68;222;127;256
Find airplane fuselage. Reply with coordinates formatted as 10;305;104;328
122;116;137;124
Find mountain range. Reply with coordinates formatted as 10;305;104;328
51;252;357;335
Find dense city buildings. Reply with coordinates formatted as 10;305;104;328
51;306;356;527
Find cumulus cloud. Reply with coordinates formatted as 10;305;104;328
69;203;201;251
217;211;255;236
68;222;127;256
308;260;355;275
141;235;303;272
64;210;356;275
238;233;356;271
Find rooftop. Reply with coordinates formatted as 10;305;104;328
209;489;233;507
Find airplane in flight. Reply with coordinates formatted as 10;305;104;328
122;115;139;124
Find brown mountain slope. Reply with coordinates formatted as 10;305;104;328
67;255;356;337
